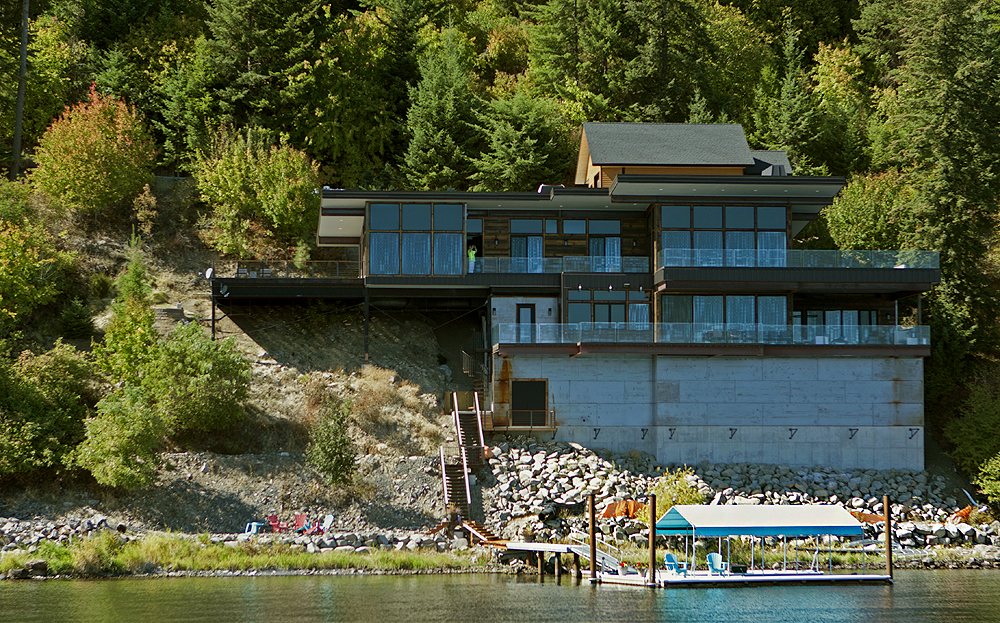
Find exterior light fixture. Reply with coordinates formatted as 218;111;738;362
494;237;499;246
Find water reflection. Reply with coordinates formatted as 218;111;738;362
2;570;998;623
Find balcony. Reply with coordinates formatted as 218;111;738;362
229;260;361;278
492;322;930;348
658;249;940;270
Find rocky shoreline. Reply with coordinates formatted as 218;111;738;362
3;438;998;580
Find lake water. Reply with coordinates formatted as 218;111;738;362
2;570;999;623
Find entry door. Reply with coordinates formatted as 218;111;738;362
511;380;547;427
517;304;535;343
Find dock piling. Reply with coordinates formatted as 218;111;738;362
648;494;656;586
589;493;597;581
883;494;893;579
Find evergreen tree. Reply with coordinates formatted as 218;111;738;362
471;90;574;191
404;30;482;191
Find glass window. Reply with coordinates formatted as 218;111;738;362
567;289;590;301
370;204;399;230
757;232;787;267
757;296;787;325
693;206;723;229
693;231;723;266
594;290;626;301
401;232;432;274
433;204;463;231
511;219;543;234
589;220;620;235
563;220;586;235
433;233;463;275
568;302;591;324
758;206;786;230
661;206;690;228
401;204;431;230
661;231;691;266
466;218;483;234
662;295;693;323
545;220;558;234
369;233;399;274
725;231;755;267
726;296;755;325
725;206;754;229
629;290;649;301
693;296;724;324
629;304;650;324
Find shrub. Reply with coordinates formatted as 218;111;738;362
307;395;356;486
0;341;98;475
60;298;94;339
145;321;250;433
31;85;155;222
0;220;72;337
945;373;1000;476
74;385;168;489
0;178;32;222
90;273;114;299
975;453;1000;509
637;466;707;526
195;126;320;259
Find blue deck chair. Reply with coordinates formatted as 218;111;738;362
663;553;688;576
707;552;729;576
244;521;265;534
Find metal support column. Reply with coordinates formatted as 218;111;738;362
363;288;370;364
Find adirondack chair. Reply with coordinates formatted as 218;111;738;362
707;552;729;576
663;553;688;576
291;514;308;533
267;514;290;533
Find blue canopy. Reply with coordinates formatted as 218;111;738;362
655;504;864;538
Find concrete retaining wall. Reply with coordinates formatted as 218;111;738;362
490;353;924;470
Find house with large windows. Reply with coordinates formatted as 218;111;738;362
214;123;940;470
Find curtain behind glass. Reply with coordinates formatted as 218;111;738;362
757;232;786;267
693;296;723;324
433;233;462;275
694;231;723;266
726;231;755;267
402;233;431;275
629;303;650;324
511;236;526;273
605;236;621;272
726;296;755;325
757;296;787;326
661;231;691;267
527;236;543;273
369;233;399;275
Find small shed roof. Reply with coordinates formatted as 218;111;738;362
581;122;753;165
654;504;864;537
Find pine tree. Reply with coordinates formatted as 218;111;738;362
404;30;482;191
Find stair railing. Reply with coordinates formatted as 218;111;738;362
460;446;472;515
439;447;450;509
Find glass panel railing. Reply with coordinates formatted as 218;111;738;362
492;323;930;347
478;256;649;274
659;249;940;270
230;261;361;278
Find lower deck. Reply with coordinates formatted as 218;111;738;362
599;569;892;588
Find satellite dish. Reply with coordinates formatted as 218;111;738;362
205;267;214;279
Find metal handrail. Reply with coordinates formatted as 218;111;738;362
658;248;940;270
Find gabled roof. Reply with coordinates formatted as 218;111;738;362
654;504;864;537
576;123;755;183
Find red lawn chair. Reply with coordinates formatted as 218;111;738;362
291;514;308;533
267;514;290;533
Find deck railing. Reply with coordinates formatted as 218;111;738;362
658;249;940;270
472;255;649;274
230;260;361;278
492;322;930;347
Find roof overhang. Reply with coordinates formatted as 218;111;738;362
654;504;864;537
321;188;651;213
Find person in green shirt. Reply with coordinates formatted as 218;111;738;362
467;245;477;274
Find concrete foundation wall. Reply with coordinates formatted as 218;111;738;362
491;354;924;470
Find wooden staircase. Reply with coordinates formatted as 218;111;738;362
453;393;486;469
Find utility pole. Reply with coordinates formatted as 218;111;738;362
9;0;29;181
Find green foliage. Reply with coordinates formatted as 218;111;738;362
824;171;918;250
75;384;167;489
471;90;574;190
89;273;114;299
195;126;320;258
0;341;98;475
946;371;1000;476
146;321;250;433
0;220;71;338
637;466;706;526
307;395;356;485
60;298;94;339
975;452;1000;508
32;85;156;221
93;244;157;384
0;178;32;222
404;30;483;190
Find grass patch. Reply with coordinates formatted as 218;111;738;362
0;531;493;577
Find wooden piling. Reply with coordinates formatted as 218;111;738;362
883;494;893;579
574;552;581;581
648;493;656;586
538;552;544;580
555;552;561;582
589;493;597;580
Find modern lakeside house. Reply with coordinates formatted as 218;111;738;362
212;123;940;471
